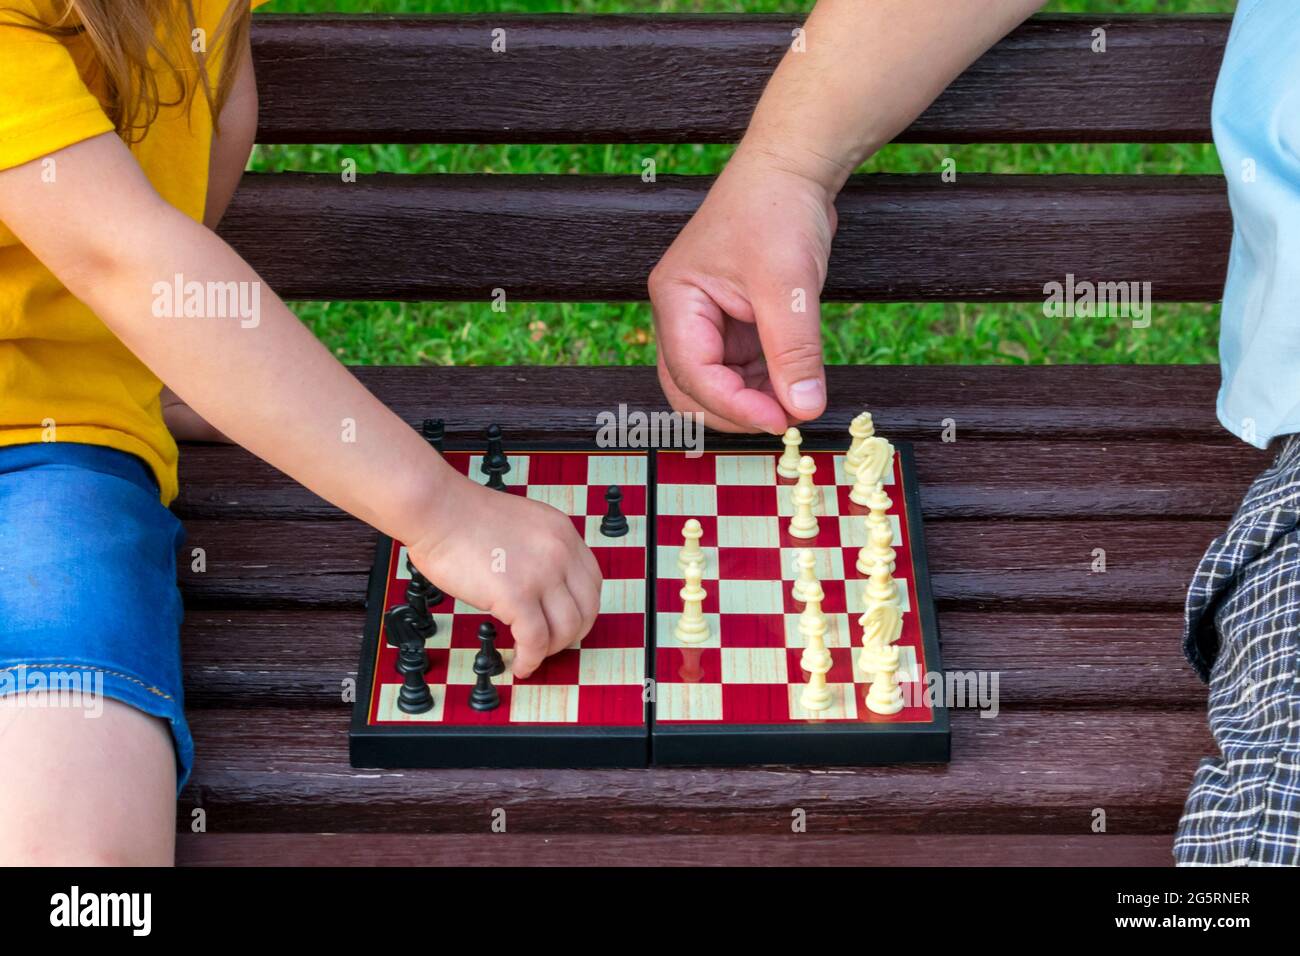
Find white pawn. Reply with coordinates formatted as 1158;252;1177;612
801;664;833;714
788;456;819;539
777;427;803;479
863;484;894;538
791;548;820;603
843;412;875;477
864;642;904;715
862;558;901;612
798;580;831;674
675;559;710;645
677;517;704;572
849;438;894;505
857;519;897;576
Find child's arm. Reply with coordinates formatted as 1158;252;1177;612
0;131;601;678
650;0;1048;433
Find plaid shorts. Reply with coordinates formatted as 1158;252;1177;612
1179;433;1300;866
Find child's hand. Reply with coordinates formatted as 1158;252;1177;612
648;145;837;434
404;476;602;678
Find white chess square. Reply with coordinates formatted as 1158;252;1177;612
716;515;780;549
395;545;412;579
656;483;717;516
718;579;784;614
599;577;646;614
509;684;579;723
782;612;854;648
452;596;487;614
845;577;911;614
376;683;447;722
656;546;719;581
714;455;775;486
720;647;789;684
787;682;857;720
655;612;721;649
838;513;902;548
779;547;845;583
467;454;529;487
577;647;644;685
587;455;647;487
775;483;838;518
584;514;646;547
527;484;588;515
656;682;723;721
851;645;919;684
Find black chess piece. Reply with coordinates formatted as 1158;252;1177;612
397;663;434;715
387;605;433;709
421;418;445;454
478;621;506;677
481;424;510;491
405;554;445;610
469;621;503;711
600;484;629;538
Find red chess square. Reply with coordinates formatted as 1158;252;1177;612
656;646;721;684
657;577;720;614
443;685;516;724
721;683;789;724
586;483;647;516
777;521;841;549
582;613;646;648
657;514;718;548
519;647;582;685
656;452;716;484
716;485;777;516
577;685;645;725
592;547;646;580
450;613;509;648
717;547;783;581
444;452;473;477
424;648;451;684
784;577;848;614
719;613;786;647
526;452;591;485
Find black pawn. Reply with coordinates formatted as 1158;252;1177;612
600;484;629;538
469;622;503;711
481;424;510;491
479;620;506;677
421;418;445;454
405;554;445;609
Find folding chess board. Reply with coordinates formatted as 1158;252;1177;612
351;442;948;768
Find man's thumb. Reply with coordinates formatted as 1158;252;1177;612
754;280;826;421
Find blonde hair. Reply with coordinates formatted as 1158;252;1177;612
4;1;250;142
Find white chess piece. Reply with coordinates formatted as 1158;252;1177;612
864;642;904;715
862;558;901;613
801;664;833;713
777;427;803;479
850;438;894;505
788;456;819;539
843;412;875;477
675;559;710;645
856;513;897;575
791;548;820;603
857;601;903;675
798;580;831;674
677;517;704;572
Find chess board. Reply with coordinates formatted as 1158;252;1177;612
350;441;948;768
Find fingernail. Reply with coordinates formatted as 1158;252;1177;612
789;378;825;411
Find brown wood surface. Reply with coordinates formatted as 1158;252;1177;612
251;15;1226;145
174;365;1249;862
176;833;1176;867
218;173;1230;302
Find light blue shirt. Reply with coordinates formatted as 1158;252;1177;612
1213;0;1300;448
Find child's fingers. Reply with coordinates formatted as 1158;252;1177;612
509;603;550;678
567;569;600;642
542;586;583;655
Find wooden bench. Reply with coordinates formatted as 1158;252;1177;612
175;13;1262;867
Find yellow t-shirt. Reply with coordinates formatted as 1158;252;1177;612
0;0;271;504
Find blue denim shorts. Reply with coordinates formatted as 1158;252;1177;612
0;442;191;789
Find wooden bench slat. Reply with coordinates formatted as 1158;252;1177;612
180;608;1204;710
219;173;1229;302
176;437;1262;522
179;707;1212;834
176;832;1175;867
251;15;1226;145
176;515;1218;611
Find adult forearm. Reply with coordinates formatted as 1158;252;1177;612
740;0;1047;193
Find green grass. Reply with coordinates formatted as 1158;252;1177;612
253;0;1235;368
